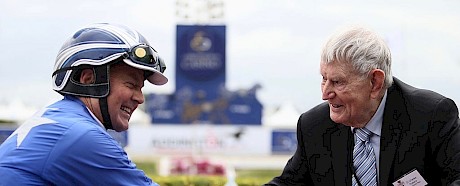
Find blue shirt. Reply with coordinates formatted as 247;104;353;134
352;90;387;180
0;95;158;186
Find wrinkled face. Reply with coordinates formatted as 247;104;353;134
320;62;376;128
108;63;145;132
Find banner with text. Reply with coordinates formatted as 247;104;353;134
126;125;270;156
176;25;226;101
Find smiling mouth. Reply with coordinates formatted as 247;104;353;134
120;106;133;116
331;104;343;108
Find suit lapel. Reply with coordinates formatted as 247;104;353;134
331;124;354;186
379;82;406;186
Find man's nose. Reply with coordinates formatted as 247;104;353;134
321;82;335;100
133;90;145;104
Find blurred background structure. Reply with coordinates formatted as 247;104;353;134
1;0;460;184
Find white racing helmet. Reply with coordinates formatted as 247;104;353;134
52;23;168;97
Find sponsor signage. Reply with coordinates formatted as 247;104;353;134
144;24;262;125
176;25;226;100
126;125;271;156
146;89;262;125
271;130;297;154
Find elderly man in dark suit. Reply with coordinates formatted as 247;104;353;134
265;26;460;186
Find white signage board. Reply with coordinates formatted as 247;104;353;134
127;124;271;156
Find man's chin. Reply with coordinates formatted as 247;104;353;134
329;113;342;123
330;117;364;128
112;121;129;132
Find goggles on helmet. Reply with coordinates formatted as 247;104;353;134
124;44;166;73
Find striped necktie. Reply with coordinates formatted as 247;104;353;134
352;128;378;186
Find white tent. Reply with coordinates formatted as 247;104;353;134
262;102;300;128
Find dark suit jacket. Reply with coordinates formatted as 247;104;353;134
266;78;460;186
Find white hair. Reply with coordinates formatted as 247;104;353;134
321;26;393;89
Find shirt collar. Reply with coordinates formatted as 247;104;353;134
85;106;105;129
351;90;387;136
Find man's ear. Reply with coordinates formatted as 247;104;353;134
79;69;95;84
370;69;385;99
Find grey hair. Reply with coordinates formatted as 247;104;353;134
321;26;393;89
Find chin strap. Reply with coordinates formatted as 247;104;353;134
99;96;113;130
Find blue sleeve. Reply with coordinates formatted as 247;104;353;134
42;127;157;186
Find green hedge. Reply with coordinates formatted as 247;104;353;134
151;175;226;186
135;160;280;186
150;175;271;186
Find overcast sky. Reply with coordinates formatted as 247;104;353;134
1;0;460;113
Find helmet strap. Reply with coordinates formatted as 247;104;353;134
99;96;113;130
96;64;113;130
